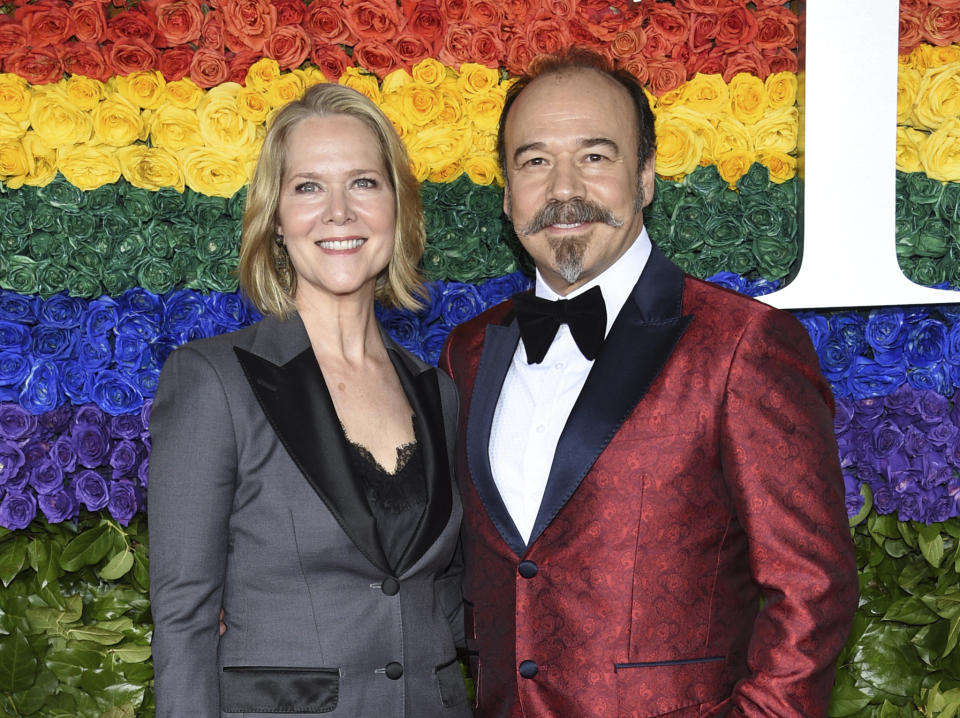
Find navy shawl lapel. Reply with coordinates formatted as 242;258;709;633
527;245;694;545
466;320;528;556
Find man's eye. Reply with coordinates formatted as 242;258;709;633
522;157;546;167
585;153;606;162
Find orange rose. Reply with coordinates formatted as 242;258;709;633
303;1;357;45
227;50;260;85
311;43;351;81
923;7;960;46
199;10;225;51
646;3;688;45
468;27;504;70
686;46;725;78
674;0;724;11
721;47;770;83
505;35;535;76
266;24;311;70
647;59;687;96
219;0;277;53
394;31;432;72
610;27;646;59
439;0;469;24
107;8;158;45
754;7;797;51
526;17;573;57
105;38;159;76
343;0;403;44
153;0;204;47
762;47;798;75
463;0;503;29
272;0;306;26
0;24;22;58
16;3;74;46
403;0;445;54
353;40;400;79
57;41;110;82
4;47;62;85
687;13;717;54
69;0;107;44
438;25;474;68
642;28;673;59
189;48;229;88
900;10;923;54
575;0;629;42
714;4;759;48
158;46;195;82
619;54;650;86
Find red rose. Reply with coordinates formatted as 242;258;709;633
688;12;718;54
754;7;797;51
58;40;110;81
542;0;575;20
189;47;229;87
714;4;759;48
504;33;535;75
609;27;646;59
720;46;770;83
310;42;351;80
464;0;503;29
353;39;400;78
900;0;928;13
619;53;650;86
923;6;960;46
670;42;691;67
69;0;107;43
646;58;687;96
343;0;403;44
303;0;357;45
5;46;62;84
0;22;24;57
761;47;797;75
266;24;312;70
567;17;600;45
439;0;469;24
685;46;726;77
105;38;160;75
16;3;75;47
158;45;195;81
152;0;204;47
273;0;306;25
645;2;688;45
226;49;260;84
438;24;473;67
576;0;627;42
219;0;277;52
402;0;445;53
643;28;674;59
469;26;505;69
526;16;573;57
394;30;433;70
899;10;923;54
199;10;225;50
107;8;158;44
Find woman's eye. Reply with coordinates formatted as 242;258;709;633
294;181;318;193
353;177;378;189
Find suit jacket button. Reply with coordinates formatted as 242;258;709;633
381;577;400;595
518;660;538;679
385;661;404;680
518;560;538;578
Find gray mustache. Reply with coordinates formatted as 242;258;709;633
519;198;624;236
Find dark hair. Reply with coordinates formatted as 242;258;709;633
496;47;656;181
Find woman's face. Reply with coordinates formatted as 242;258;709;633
276;114;397;307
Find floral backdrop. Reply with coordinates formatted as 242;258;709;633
0;0;959;716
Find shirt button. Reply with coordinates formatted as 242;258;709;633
518;660;538;679
385;662;403;680
535;424;545;433
554;362;564;370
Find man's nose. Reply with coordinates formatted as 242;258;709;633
546;159;585;202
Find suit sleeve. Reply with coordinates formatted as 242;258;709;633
148;346;237;718
719;309;858;717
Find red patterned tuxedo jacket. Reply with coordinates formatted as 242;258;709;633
439;246;858;717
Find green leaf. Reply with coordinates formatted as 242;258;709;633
109;642;151;664
869;513;902;542
851;621;925;698
66;626;125;646
0;535;28;587
920;528;947;568
0;631;38;692
45;643;104;683
99;704;136;718
828;669;872;716
59;525;112;572
14;665;59;715
884;596;940;625
98;550;134;582
28;537;62;590
129;550;149;593
849;483;873;527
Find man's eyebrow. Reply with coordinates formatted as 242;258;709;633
512;137;621;164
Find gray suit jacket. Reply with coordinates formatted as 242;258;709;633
148;313;471;717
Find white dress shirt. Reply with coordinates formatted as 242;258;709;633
488;229;653;544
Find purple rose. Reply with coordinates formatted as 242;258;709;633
28;459;64;495
107;479;139;525
852;397;886;430
140;400;152;433
917;390;951;424
928;420;960;448
137;457;149;487
920;454;952;489
0;440;25;486
843;471;865;518
110;414;143;440
903;426;931;457
0;490;37;529
39;404;72;433
38;488;78;523
897;489;925;522
50;435;77;473
0;404;38;441
872;482;898;514
833;397;854;435
75;404;106;427
109;439;139;479
885;383;922;414
72;424;110;468
74;469;110;511
926;495;955;523
871;419;904;459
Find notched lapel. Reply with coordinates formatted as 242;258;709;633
234;346;391;573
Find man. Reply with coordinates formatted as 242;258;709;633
439;49;857;717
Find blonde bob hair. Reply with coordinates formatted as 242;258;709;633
238;83;425;316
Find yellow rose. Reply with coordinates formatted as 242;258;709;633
92;94;147;147
466;86;505;132
429;158;464;183
0;138;29;187
661;106;717;165
237;86;270;124
412;58;452;88
716;149;756;188
457;63;500;95
914;61;960;131
0;74;31;122
0;114;28;141
117;145;184;192
381;67;413;96
677;73;729;115
644;87;657;112
764;72;797;110
180;146;250;197
197;83;260;152
165;78;204;109
750;106;798;154
115;70;167;110
405;124;469;183
246;58;281;94
58;144;121;190
396;81;443;128
896;126;925;174
469;129;496;156
654;109;704;178
712;114;751;156
898;67;922;126
62;75;104;112
29;85;93;149
299;66;327;88
265;72;307;109
378;97;408;139
918;44;960;71
20;132;57;187
919;117;960;182
338;68;382;104
900;46;926;73
463;153;501;186
654;86;683;111
727;72;768;125
149;104;203;152
757;150;796;183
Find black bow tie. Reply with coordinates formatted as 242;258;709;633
513;286;607;364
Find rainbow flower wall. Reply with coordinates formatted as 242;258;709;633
0;0;959;715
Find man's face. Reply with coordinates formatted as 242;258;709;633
502;69;655;295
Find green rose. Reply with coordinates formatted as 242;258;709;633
142;220;180;259
895;218;921;259
464;184;503;218
670;252;698;275
420;181;443;207
669;198;706;253
35;259;71;298
691;247;729;279
448;248;489;283
725;243;757;275
914;218;950;258
447;207;481;236
736;163;772;199
1;255;39;294
437;175;473;209
477;217;503;250
935;181;960;226
702;215;745;249
193;259;238;292
29;199;60;234
65;268;103;298
903;256;946;286
186;193;228;226
753;234;798;280
70;244;110;276
122;185;157;222
135;255;178;293
649;180;684;221
768;178;798;211
421;245;449;280
100;210;134;241
0;232;27;256
28;231;70;262
37;175;85;211
0;195;31;237
172;250;198;286
102;265;135;296
113;234;148;267
85;184;120;214
684;165;727;198
227;187;247;220
484;242;519;278
902;171;942;206
57;211;97;241
194;223;239;263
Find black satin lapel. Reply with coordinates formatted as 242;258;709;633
388;354;452;576
234;346;391;573
466;323;527;556
528;248;693;544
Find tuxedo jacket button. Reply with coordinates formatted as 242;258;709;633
385;662;404;680
518;660;538;678
381;577;400;595
518;560;538;578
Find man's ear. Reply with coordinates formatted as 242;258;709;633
502;183;511;218
640;153;656;209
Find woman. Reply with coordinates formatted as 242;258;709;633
148;83;471;717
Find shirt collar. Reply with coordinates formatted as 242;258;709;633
534;227;652;337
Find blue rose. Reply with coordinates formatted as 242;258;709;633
90;370;144;415
0;440;25;487
379;308;421;355
151;339;181;371
77;334;111;373
707;272;749;294
40;293;84;329
72;423;110;468
480;272;534;307
846;356;906;399
793;311;830;354
118;288;163;324
38;488;78;523
162;289;206;336
817;336;856;387
206;292;257;332
421;324;453;367
107;479;139;526
865;308;907;366
0;292;37;323
0;321;31;354
0;490;37;530
29;459;63;495
907;362;951;394
19;361;62;415
109;439;139;479
116;313;160;342
115;335;149;370
0;404;38;442
132;368;159;398
905;318;948;368
31;325;78;361
83;297;119;337
0;351;31;393
61;359;92;404
440;283;484;327
829;313;868;355
74;469;110;511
